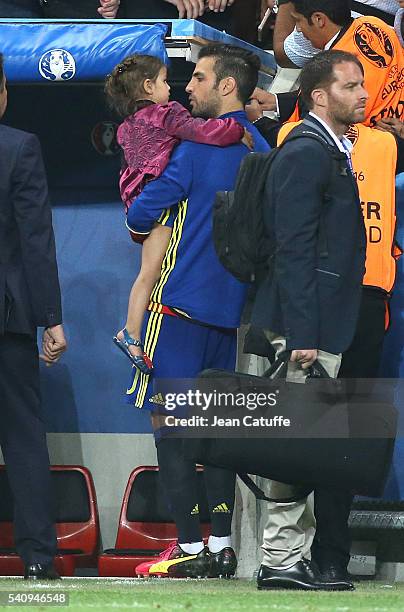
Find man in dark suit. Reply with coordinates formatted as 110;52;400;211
0;53;67;580
252;50;367;591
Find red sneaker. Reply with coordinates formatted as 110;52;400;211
136;541;177;577
135;541;210;578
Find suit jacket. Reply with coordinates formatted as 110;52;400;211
251;116;367;354
0;125;62;335
277;90;301;124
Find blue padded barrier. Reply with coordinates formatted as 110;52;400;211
0;21;168;82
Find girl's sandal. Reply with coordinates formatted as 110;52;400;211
113;328;153;374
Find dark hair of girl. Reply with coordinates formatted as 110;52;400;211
105;54;165;118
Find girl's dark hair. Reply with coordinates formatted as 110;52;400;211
105;54;165;118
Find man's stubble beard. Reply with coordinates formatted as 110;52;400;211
329;101;366;131
191;94;222;120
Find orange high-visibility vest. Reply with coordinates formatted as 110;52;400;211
277;121;401;293
287;15;404;127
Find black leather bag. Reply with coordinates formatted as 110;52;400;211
183;353;397;498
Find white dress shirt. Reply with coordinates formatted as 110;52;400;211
308;112;354;159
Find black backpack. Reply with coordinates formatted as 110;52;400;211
212;127;337;284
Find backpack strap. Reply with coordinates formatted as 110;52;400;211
237;473;313;503
302;118;336;146
278;123;339;260
281;118;337;151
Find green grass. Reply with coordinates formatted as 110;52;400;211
0;578;403;612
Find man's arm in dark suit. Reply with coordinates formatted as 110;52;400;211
250;88;300;124
271;139;331;350
276;91;304;122
12;133;62;328
254;116;282;149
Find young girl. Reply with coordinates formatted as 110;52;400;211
105;54;252;374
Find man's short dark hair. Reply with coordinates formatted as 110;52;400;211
300;50;365;108
291;0;351;27
0;53;4;92
198;44;261;105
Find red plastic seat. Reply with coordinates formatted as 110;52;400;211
98;465;211;577
0;465;100;576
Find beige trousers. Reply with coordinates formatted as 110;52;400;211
261;335;341;569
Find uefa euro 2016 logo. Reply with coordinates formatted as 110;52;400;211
91;122;120;156
354;22;394;69
39;49;76;81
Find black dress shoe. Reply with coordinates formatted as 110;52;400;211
24;564;61;580
320;565;355;591
257;559;335;591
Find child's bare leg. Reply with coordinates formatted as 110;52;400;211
117;223;171;362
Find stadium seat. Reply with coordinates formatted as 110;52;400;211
98;465;211;577
0;465;100;576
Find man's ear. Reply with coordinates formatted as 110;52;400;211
311;11;327;29
311;87;327;109
220;76;237;97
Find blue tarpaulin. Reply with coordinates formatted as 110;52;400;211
0;21;168;82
